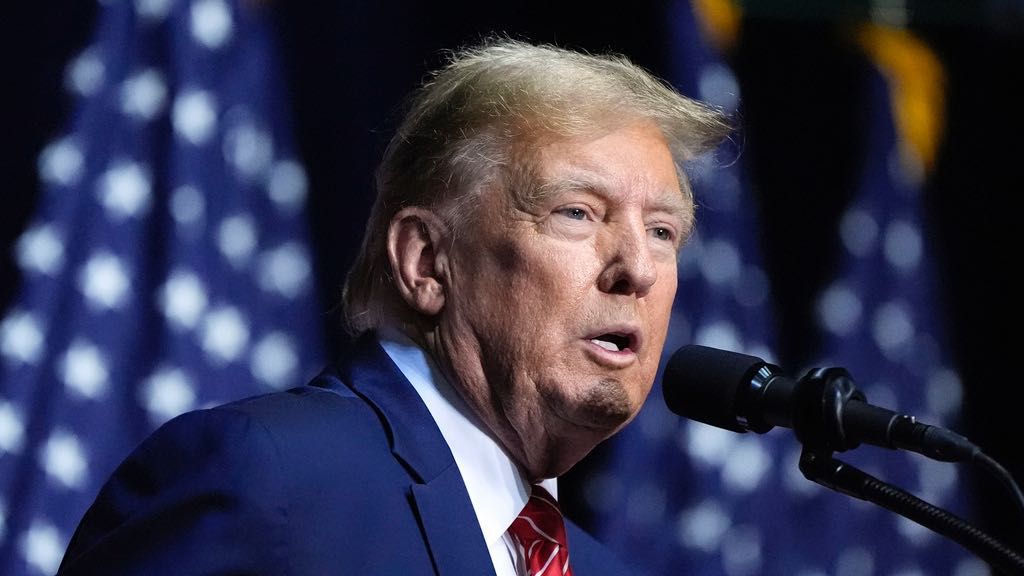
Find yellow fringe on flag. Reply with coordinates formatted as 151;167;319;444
691;0;743;52
856;23;946;175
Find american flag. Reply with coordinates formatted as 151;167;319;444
0;1;324;574
585;2;984;575
794;25;978;576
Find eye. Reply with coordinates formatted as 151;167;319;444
558;207;589;221
651;226;674;242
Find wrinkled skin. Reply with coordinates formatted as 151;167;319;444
405;119;690;480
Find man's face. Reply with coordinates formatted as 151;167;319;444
439;119;689;479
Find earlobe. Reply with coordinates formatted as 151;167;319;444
387;208;449;317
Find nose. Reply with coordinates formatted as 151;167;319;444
597;222;657;297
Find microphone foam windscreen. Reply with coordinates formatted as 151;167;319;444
662;344;765;432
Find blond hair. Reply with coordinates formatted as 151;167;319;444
342;38;731;333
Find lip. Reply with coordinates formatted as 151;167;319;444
582;324;642;368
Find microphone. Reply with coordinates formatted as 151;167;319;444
662;344;979;462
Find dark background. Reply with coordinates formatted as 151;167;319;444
3;0;1021;555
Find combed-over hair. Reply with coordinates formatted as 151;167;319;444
341;37;732;334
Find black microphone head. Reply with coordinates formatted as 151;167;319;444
663;344;768;433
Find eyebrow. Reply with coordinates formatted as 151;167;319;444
647;191;693;222
530;171;692;223
523;174;597;206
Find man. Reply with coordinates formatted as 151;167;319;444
58;38;730;575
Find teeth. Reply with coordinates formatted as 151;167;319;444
591;338;620;352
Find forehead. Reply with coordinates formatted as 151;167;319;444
521;120;691;213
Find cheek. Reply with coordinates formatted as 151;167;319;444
640;267;678;361
453;237;576;348
502;239;599;309
649;265;678;322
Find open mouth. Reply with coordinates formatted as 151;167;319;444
590;332;634;353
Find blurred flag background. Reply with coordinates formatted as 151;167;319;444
796;22;977;575
0;1;324;574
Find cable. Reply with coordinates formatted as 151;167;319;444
975;451;1024;519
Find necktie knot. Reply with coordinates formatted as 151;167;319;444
508;486;573;576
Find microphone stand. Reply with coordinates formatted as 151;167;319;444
789;367;1024;574
799;447;1024;575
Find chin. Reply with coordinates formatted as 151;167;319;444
551;377;638;436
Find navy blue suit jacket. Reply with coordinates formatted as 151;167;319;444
58;334;636;575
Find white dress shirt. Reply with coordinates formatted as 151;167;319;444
378;327;559;576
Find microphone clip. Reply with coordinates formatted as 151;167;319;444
791;366;865;453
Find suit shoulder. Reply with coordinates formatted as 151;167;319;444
152;369;394;471
213;370;381;434
60;368;407;574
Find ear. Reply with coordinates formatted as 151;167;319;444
387;207;450;317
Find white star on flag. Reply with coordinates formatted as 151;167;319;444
58;341;110;400
120;68;168;120
78;252;131;310
0;312;45;366
158;270;209;330
173;89;218;145
97;161;152;219
40;432;88;490
140;367;197;426
21;521;64;576
0;403;26;455
16;225;65;277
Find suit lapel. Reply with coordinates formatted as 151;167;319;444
411;465;497;576
330;334;497;576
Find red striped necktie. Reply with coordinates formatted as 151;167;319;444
508;485;573;576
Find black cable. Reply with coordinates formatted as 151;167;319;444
975;451;1024;518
